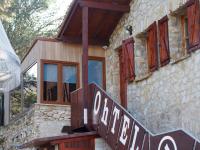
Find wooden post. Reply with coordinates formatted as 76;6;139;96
82;6;89;126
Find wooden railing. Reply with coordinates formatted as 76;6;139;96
71;88;83;130
71;83;200;150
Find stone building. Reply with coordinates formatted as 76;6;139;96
0;0;200;149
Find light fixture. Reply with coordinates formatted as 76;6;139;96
102;45;108;50
125;25;133;35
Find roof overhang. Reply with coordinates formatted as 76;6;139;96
57;0;130;46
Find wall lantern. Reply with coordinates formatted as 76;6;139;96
125;25;133;35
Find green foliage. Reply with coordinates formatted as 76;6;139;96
10;87;22;118
0;0;12;21
1;0;60;59
23;72;37;109
0;136;5;145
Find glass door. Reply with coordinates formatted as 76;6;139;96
88;57;105;89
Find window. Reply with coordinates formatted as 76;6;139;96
186;0;200;52
134;34;149;77
41;60;79;104
63;66;77;104
180;14;189;51
0;93;4;126
170;0;200;60
10;86;22;119
43;64;58;102
183;16;189;50
169;14;188;60
88;57;105;89
23;63;37;110
135;19;170;74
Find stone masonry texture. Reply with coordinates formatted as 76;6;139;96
0;104;70;150
106;0;200;141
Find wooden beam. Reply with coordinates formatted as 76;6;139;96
79;1;130;12
58;1;79;37
58;36;109;46
82;6;89;126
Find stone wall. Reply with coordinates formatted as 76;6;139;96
95;138;112;150
106;0;200;141
0;104;70;150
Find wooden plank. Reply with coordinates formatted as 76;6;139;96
187;0;200;52
87;84;95;130
158;16;170;67
128;122;146;150
119;48;128;109
117;111;134;150
18;131;98;148
82;6;89;126
98;95;113;138
78;89;84;128
62;137;95;150
147;22;159;72
79;1;130;12
58;1;79;37
71;90;79;129
142;134;150;150
91;85;104;130
150;130;195;150
106;103;123;149
60;36;109;46
195;142;200;150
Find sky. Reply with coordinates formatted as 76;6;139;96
55;0;73;17
28;0;73;75
36;0;73;30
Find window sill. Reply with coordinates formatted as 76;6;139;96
135;72;152;83
170;53;191;65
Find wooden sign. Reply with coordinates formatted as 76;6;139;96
150;130;195;150
106;102;123;149
89;84;200;150
98;96;113;138
92;85;147;150
195;142;200;150
117;111;134;150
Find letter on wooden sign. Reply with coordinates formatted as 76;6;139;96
111;106;120;134
101;98;109;126
94;91;101;115
119;115;130;145
130;124;140;150
158;136;177;150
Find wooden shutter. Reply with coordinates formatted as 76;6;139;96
119;47;128;108
122;38;135;82
147;22;158;72
187;0;200;52
119;38;135;108
158;16;170;66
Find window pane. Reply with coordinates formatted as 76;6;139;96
184;17;189;49
43;64;58;101
44;64;58;82
88;60;103;87
23;63;37;110
63;66;77;103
